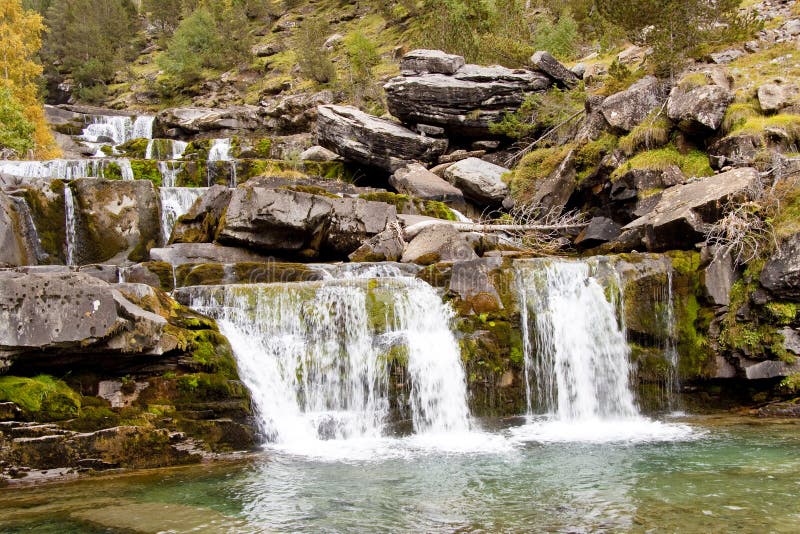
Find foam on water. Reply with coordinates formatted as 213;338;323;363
509;416;697;444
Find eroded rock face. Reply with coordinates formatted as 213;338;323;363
760;232;800;299
623;167;760;250
325;198;398;256
154;106;267;137
443;157;510;206
316;105;448;171
0;191;41;267
170;185;231;244
600;76;667;132
527;149;577;214
385;59;550;137
667;83;734;133
150;243;274;265
0;272;171;366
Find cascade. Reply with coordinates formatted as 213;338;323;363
157;161;180;187
119;159;134;181
131;116;155;140
63;184;78;266
184;272;470;445
0;159;135;181
146;140;188;161
208;139;236;187
81;115;154;145
159;187;207;242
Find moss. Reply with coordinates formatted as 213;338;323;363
612;144;713;181
22;182;66;263
103;162;123;181
130;160;162;186
765;302;798;325
182;263;225;286
281;185;339;198
360;192;411;212
420;200;456;220
574;133;618;183
358;192;456;220
722;100;761;133
730;114;800;145
232;262;321;284
678;72;711;91
117;138;150;159
0;375;81;421
618;114;671;155
253;138;272;158
772;182;800;239
508;144;574;202
176;373;247;403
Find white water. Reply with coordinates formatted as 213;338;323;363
0;159;135;181
82;115;154;145
146;140;188;160
208;139;236;187
159;187;206;242
64;184;77;266
157;161;181;187
513;259;692;443
187;275;472;454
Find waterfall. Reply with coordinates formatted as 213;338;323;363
131;116;155;140
119;159;134;181
0;159;134;181
208;139;236;187
157;161;180;187
159;187;206;242
81;115;153;145
64;184;78;266
146;140;188;161
515;259;638;420
172;141;188;160
184;274;470;445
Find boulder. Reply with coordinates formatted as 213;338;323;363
448;257;504;314
575;217;622;247
349;225;405;262
527;149;577;214
71;179;162;264
401;224;478;265
390;163;466;205
610;165;685;201
261;91;334;135
702;247;736;306
757;83;794;112
170;185;231;244
154;106;266;137
325;198;398;256
742;358;800;380
0;272;171;365
316;105;448;172
443;157;510;206
760;232;800;299
400;49;465;75
667;83;734;133
709;49;745;64
299;145;342;162
600;76;667;132
384;61;550;137
623;167;760;250
709;134;763;167
217;188;333;255
149;243;274;265
530;51;579;88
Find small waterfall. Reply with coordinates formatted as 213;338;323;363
157;161;180;187
0;159;134;181
208;139;236;187
63;184;78;266
119;159;134;181
146;140;188;161
515;259;638;420
172;141;188;160
131;116;155;140
185;274;470;445
82;115;154;145
159;187;206;242
145;140;155;160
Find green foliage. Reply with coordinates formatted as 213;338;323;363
612;145;713;180
0;87;34;156
781;373;800;393
574;133;617;182
0;375;81;421
598;59;646;95
490;87;586;141
531;11;579;60
293;16;336;84
618;113;672;155
142;0;183;35
343;31;381;107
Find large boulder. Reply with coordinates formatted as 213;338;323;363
0;272;172;369
401;223;478;265
443;157;510;206
760;233;800;299
709;134;762;168
757;83;794;112
390;163;466;205
316;105;448;172
600;76;667;132
384;57;550;137
530;51;579;88
325;198;398;256
261;91;334;135
623;167;760;250
667;83;734;134
349;225;405;262
71;179;162;264
170;185;231;244
154;106;267;137
401;49;465;75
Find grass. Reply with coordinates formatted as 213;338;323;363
618;114;672;155
612;144;714;180
0;375;81;420
730;114;800;145
507;144;574;202
722;100;762;133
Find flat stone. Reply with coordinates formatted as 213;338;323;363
401;223;478;265
443;157;510;206
390;163;465;205
400;49;465;75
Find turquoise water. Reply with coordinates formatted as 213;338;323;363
2;416;799;533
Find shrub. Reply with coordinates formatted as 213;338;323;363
293;16;336;84
531;11;579;61
0;87;35;156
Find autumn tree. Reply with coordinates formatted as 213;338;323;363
0;0;58;158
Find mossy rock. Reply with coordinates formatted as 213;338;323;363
359;192;456;220
117;138;150;159
0;375;81;422
131;160;162;186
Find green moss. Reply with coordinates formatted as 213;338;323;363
103;162;123;181
765;302;798;325
618;114;671;155
281;185;339;198
358;192;456;220
575;133;618;183
254;138;272;158
612;145;714;180
131;160;162;186
722;100;761;133
781;373;800;392
422;200;457;221
116;138;150;159
22;182;66;263
773;182;800;239
176;373;246;403
0;375;81;421
678;72;711;91
508;144;574;202
182;263;225;286
731;114;800;144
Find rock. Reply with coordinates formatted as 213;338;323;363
448;257;503;314
600;76;667;132
325;198;398;256
617;45;651;65
299;145;342;162
323;33;344;49
709;134;762;167
390;163;466;205
0;191;42;267
702;247;736;306
667;83;734;133
154;106;267;137
149;243;274;265
171;185;231;244
416;124;446;137
0;402;20;420
261;91;334;135
530;51;579;88
571;63;586;79
316;105;448;172
758;82;794;112
0;272;170;363
438;150;486;164
528;149;578;215
623;167;760;250
781;327;800;356
78;264;121;284
443;157;510;206
252;42;285;57
349;224;405;262
401;223;478;265
400;49;465;75
472;140;500;151
384;62;550;137
217;188;333;255
743;358;800;379
71;179;162;264
709;49;745;64
610;166;685;201
760;232;800;299
575;217;622;247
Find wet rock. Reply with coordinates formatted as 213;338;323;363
702;248;736;306
325;198;398;256
667;82;734;133
390;163;466;205
448;257;503;314
349;224;405;262
401;224;478;265
385;59;550;137
443;157;510;206
171;185;231;244
760;232;800;299
575;217;622;247
530;51;579;88
400;49;465;75
150;243;274;265
0;191;41;267
600;76;667;132
623;167;760;250
317;105;447;172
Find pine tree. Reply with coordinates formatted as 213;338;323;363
0;0;59;158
